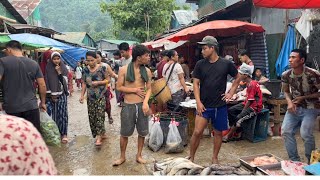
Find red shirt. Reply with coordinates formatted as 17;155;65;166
243;80;263;112
157;60;167;79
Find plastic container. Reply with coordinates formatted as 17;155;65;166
158;112;188;146
241;109;270;143
239;153;283;172
265;80;282;99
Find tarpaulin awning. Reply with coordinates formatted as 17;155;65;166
253;0;320;9
8;33;88;68
166;20;265;42
275;25;296;77
0;35;48;50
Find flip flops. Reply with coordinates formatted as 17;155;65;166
61;137;68;144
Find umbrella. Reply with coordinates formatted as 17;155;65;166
9;33;68;48
275;25;296;77
8;33;88;68
166;20;265;42
253;0;320;9
0;35;48;50
36;47;64;53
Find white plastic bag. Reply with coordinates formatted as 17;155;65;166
40;111;61;147
148;121;164;152
145;115;156;145
281;160;307;176
164;119;183;153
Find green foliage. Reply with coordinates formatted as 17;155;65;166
101;0;179;42
38;0;117;41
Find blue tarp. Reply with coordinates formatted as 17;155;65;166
275;25;296;77
9;33;88;68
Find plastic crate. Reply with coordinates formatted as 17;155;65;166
158;112;188;146
241;109;270;143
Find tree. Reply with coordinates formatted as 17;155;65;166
39;0;117;41
100;0;179;42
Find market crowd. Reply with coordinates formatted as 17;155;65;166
0;37;319;175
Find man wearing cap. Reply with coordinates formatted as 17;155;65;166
188;36;241;164
222;63;263;142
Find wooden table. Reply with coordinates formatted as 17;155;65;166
267;98;288;136
185;107;196;136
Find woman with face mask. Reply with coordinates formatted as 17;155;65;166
45;51;69;144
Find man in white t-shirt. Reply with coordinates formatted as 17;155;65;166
75;62;83;90
119;42;132;66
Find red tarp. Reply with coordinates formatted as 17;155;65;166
166;20;265;42
253;0;320;9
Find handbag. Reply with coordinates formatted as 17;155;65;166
151;63;176;104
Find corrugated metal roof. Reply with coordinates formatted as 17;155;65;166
54;32;97;47
6;22;62;35
173;10;198;26
54;32;87;45
9;0;42;19
0;0;27;24
98;39;138;46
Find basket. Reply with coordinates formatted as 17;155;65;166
241;109;270;143
151;78;172;104
157;112;189;146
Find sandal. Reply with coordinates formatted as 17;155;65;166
108;118;113;124
222;137;229;143
61;136;68;144
95;140;102;146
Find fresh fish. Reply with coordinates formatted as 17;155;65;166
210;164;236;171
200;167;212;175
167;162;204;176
233;169;252;175
187;168;203;175
211;170;234;175
165;158;191;174
174;168;189;176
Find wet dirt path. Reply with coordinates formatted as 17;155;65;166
48;85;320;175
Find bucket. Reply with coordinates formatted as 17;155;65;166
265;80;282;99
151;78;172;104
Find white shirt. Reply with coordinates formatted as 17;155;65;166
162;63;184;94
121;56;132;66
75;66;82;79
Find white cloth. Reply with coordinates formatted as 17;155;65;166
121;56;132;66
296;9;313;40
162;63;184;94
75;66;82;79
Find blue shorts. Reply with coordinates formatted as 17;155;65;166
200;105;229;131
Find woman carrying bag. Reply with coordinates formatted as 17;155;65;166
45;51;69;144
162;50;189;111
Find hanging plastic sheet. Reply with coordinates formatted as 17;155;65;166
275;25;296;77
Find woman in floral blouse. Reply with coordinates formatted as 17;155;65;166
79;51;110;146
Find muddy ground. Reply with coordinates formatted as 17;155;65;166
48;85;320;175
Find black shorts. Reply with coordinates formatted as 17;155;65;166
8;108;41;133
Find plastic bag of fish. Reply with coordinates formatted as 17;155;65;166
148;120;164;152
40;111;61;147
164;120;183;154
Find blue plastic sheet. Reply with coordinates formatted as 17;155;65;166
275;25;296;77
9;33;88;68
